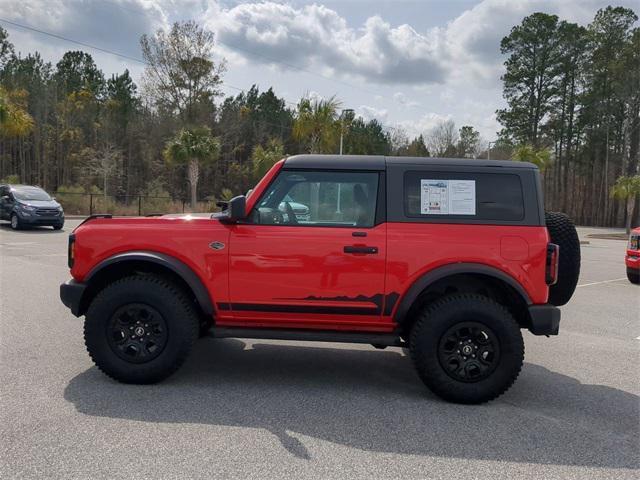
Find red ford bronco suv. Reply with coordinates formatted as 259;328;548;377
60;155;581;404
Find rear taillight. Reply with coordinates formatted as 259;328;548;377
68;234;75;268
546;243;559;285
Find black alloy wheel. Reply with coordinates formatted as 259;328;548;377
107;303;169;363
437;322;500;383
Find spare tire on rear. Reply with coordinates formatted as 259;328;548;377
545;212;580;306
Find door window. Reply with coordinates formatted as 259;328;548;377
251;170;379;227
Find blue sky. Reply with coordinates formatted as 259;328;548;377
2;0;637;142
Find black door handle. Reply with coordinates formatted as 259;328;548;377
344;246;378;254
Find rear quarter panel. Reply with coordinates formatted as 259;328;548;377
386;223;550;309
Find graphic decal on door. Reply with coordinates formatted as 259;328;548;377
217;292;400;316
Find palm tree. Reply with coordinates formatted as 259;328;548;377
293;96;341;153
611;175;640;234
164;126;220;209
512;144;552;172
0;87;33;137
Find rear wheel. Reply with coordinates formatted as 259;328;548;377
410;294;524;404
53;223;63;230
84;275;199;384
628;268;640;284
545;212;581;306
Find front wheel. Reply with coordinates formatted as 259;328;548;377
410;294;524;404
10;213;21;230
628;268;640;284
84;275;199;384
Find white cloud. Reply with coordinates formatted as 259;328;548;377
204;2;448;85
397;112;454;139
393;92;420;108
4;0;169;60
202;0;637;90
357;105;389;123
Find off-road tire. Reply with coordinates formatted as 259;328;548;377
545;211;581;306
627;268;640;284
84;275;199;384
410;294;524;404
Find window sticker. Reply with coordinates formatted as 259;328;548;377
420;179;476;215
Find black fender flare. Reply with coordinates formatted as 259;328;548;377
393;263;532;326
85;251;214;315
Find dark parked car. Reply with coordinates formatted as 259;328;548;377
0;184;64;230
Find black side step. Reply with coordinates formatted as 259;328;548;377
210;327;404;347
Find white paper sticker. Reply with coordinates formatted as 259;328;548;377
420;179;476;215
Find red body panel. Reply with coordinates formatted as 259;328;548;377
222;223;388;331
71;216;231;307
386;223;550;308
625;227;640;270
69;160;552;333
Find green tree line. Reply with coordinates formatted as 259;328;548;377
1;6;638;227
496;6;640;228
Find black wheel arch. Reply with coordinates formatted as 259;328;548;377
393;263;532;334
78;251;214;318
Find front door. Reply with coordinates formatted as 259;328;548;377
226;169;389;331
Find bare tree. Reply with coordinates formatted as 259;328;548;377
140;21;226;125
428;120;458;157
85;145;122;199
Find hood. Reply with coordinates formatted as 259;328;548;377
18;199;61;208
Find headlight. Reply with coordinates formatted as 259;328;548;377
630;235;639;251
19;204;35;211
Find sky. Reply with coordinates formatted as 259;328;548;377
1;0;638;141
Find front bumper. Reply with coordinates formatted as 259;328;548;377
60;280;86;317
17;210;64;225
528;304;561;336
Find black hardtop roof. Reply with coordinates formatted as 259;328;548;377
283;154;538;170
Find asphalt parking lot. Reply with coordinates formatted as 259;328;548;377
1;219;638;479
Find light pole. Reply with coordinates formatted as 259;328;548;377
337;109;354;214
487;140;497;160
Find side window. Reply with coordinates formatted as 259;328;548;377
404;171;525;221
252;170;379;227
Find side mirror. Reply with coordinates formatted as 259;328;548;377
221;195;246;223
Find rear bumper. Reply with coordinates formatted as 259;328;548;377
528;304;561;336
60;280;86;317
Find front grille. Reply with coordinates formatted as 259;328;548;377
36;208;60;216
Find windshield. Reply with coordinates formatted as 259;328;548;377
13;188;52;201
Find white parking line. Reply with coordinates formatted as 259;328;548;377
577;278;627;287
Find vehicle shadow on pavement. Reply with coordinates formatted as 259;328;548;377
64;338;639;469
0;224;66;234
